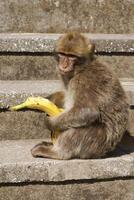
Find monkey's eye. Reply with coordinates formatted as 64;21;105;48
59;53;79;61
54;52;85;65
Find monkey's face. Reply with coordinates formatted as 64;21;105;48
55;53;86;75
55;53;77;74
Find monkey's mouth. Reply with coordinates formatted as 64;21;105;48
59;66;74;74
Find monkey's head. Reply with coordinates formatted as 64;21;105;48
55;32;95;75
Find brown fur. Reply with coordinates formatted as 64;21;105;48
55;32;94;58
31;32;129;159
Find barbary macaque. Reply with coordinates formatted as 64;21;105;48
31;32;129;159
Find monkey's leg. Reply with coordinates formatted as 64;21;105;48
31;142;60;159
53;127;108;159
31;127;108;160
31;129;78;160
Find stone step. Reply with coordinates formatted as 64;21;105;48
0;79;133;107
0;33;133;53
0;137;134;199
0;55;134;80
0;33;133;79
0;79;133;140
0;0;133;34
1;138;134;183
0;80;61;107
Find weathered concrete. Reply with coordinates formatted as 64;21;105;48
0;80;61;108
0;55;134;80
99;56;134;78
0;179;134;200
0;135;134;199
0;33;133;53
0;111;50;140
0;0;133;34
0;55;59;80
0;79;133;107
0;139;134;184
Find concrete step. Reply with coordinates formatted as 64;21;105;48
0;79;133;107
0;33;133;53
0;137;134;199
0;33;133;79
0;55;134;80
0;79;133;140
0;80;61;107
0;0;133;34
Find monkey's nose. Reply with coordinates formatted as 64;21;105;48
63;65;68;69
61;62;68;69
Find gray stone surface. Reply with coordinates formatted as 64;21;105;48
0;55;59;80
0;0;133;34
0;179;134;200
0;79;133;107
0;111;50;140
0;55;134;80
0;139;134;184
99;56;134;78
0;33;133;53
0;80;61;107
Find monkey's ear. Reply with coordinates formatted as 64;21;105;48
88;42;95;54
87;42;95;59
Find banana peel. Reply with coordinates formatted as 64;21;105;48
10;97;64;144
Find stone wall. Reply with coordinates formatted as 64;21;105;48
0;0;133;33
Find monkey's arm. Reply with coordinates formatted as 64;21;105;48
46;91;65;108
49;107;99;131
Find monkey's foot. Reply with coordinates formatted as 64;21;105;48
31;142;51;157
31;142;59;159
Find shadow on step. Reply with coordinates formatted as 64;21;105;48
107;131;134;158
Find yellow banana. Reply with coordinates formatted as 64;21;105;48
10;97;64;144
